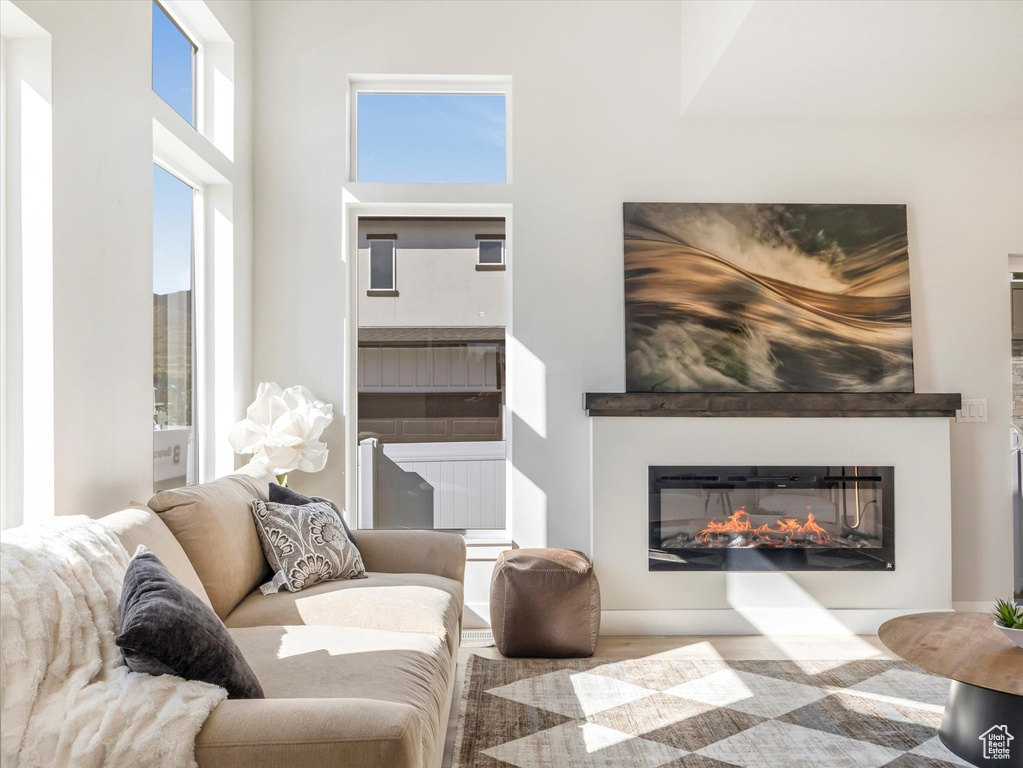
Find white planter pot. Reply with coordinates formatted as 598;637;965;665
994;621;1023;649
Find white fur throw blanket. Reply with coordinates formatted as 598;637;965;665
1;516;227;768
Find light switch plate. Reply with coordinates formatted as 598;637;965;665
956;399;988;423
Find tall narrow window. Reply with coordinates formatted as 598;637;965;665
152;1;196;125
368;239;396;292
153;164;197;491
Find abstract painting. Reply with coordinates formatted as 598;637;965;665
624;203;913;393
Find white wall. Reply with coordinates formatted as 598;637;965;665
8;0;255;519
0;3;52;529
252;0;1023;608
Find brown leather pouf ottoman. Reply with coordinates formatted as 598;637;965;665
490;548;600;658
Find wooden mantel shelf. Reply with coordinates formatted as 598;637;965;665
584;392;962;418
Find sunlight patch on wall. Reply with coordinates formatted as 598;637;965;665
19;78;53;525
508;336;546;439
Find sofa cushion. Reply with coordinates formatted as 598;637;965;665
224;572;464;654
148;462;275;619
195;698;423;768
229;625;452;768
101;507;213;610
117;546;264;699
345;529;465;583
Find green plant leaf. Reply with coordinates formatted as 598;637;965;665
992;597;1023;628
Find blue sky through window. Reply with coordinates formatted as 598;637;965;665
152;2;194;125
357;93;506;183
153;165;193;296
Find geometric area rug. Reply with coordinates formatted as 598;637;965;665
452;656;974;768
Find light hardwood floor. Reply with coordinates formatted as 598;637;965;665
441;634;898;766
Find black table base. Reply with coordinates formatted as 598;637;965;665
939;680;1022;766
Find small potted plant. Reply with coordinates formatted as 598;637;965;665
992;598;1023;649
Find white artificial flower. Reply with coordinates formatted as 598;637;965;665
229;382;333;474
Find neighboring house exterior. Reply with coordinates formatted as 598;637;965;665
357;218;506;445
358;217;506;328
356;218;508;530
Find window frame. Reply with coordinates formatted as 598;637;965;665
367;237;397;293
152;0;200;129
345;206;513;545
476;238;506;267
150;0;237;485
347;75;513;185
151;158;204;490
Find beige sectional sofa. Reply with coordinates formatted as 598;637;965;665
101;466;465;768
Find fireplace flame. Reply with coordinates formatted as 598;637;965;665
696;508;829;545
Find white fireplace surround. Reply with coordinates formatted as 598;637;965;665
591;417;951;635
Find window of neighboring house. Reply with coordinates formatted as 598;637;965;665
368;239;396;292
153;163;198;491
355;91;507;183
152;1;197;126
477;238;505;266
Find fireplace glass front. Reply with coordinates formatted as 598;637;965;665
649;466;894;571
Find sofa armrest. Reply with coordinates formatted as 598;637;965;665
354;529;466;583
195;698;422;768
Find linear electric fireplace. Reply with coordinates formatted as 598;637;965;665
649;466;894;572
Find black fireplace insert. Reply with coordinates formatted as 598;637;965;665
649;465;894;572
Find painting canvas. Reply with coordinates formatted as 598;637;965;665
624;203;913;393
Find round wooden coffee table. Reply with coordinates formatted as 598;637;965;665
879;612;1023;766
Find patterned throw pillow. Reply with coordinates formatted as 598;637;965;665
250;500;367;594
268;483;357;546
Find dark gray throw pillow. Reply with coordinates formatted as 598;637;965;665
116;545;264;699
268;483;357;546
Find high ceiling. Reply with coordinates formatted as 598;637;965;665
680;0;1023;119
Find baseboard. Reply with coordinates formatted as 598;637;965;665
461;604;952;635
599;607;950;636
